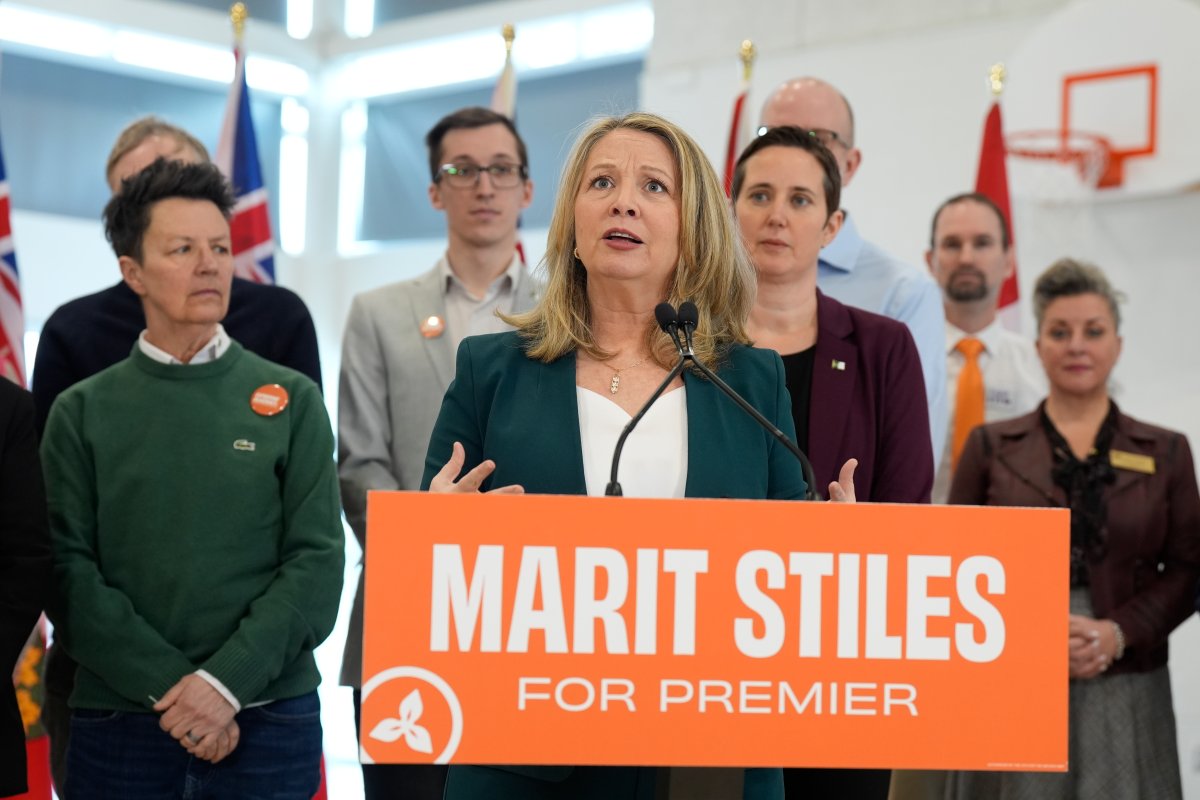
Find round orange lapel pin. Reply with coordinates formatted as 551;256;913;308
250;384;289;416
419;315;445;338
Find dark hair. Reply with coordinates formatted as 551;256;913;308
731;125;841;218
105;116;210;187
103;158;235;262
425;106;529;181
929;192;1011;249
1033;257;1123;331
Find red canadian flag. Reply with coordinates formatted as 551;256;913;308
722;41;757;197
722;82;751;197
975;100;1019;318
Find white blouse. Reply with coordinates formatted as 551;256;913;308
576;386;688;499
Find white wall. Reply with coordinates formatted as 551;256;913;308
11;0;1199;791
643;0;1200;793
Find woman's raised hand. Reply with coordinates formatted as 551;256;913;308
827;458;858;503
429;441;525;494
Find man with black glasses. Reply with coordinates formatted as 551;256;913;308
336;105;539;800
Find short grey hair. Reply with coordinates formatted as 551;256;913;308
1033;257;1123;331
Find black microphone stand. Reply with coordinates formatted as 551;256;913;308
604;304;690;497
677;302;819;501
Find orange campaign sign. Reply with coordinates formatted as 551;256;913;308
360;493;1069;771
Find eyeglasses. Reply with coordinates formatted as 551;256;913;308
755;126;851;149
439;162;528;189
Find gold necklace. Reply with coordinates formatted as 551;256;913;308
609;358;648;394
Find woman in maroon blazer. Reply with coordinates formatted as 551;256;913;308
731;126;933;800
732;126;933;505
947;258;1200;798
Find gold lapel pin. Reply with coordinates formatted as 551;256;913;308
831;359;846;371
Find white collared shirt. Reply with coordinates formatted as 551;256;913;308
438;254;523;355
137;325;232;365
933;319;1048;503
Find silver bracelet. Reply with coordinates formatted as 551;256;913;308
1111;621;1126;661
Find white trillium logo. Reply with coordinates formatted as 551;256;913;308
370;689;434;754
360;666;463;764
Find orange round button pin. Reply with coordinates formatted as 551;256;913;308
419;315;445;338
250;384;289;416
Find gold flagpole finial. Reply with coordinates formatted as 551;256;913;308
988;62;1007;97
230;3;248;42
739;40;757;83
501;23;516;57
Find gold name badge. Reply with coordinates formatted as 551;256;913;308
1110;449;1155;475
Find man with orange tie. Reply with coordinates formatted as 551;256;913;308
926;192;1045;503
336;106;539;800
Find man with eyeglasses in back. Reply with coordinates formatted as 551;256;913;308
336;105;538;800
759;78;947;486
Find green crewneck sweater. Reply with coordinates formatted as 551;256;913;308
42;342;344;712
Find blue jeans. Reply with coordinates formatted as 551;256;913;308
66;691;323;800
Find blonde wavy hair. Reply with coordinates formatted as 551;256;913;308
503;112;755;370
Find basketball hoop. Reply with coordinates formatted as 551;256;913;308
1007;129;1118;201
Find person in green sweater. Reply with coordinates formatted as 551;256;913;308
40;158;344;798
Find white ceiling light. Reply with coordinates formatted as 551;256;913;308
287;0;314;40
333;1;652;101
0;6;114;59
345;0;376;39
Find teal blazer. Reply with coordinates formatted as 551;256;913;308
420;331;806;501
420;332;803;800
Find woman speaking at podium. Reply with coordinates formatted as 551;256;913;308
949;259;1200;799
421;111;855;800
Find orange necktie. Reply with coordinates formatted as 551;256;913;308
952;337;986;469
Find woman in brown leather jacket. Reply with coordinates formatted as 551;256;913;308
947;258;1200;799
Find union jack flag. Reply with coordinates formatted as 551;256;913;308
0;130;26;385
216;47;275;284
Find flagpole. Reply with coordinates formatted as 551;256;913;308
988;61;1006;97
230;2;247;45
976;61;1020;329
739;39;756;84
502;22;515;61
722;39;756;195
491;23;518;120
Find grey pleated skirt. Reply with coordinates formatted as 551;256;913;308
891;588;1183;800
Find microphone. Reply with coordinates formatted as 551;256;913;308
604;304;689;496
678;300;699;354
656;302;686;356
677;301;819;501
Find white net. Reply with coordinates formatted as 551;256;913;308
1007;130;1112;204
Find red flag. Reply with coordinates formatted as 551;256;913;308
216;46;275;284
11;625;51;800
722;83;750;197
975;101;1019;314
0;132;26;386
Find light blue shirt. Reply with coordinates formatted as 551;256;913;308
818;212;948;471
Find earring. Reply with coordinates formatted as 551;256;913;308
573;247;580;261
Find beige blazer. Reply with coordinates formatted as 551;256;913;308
336;256;539;685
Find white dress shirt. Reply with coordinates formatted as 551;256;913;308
438;254;523;356
933;319;1047;503
137;325;231;364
